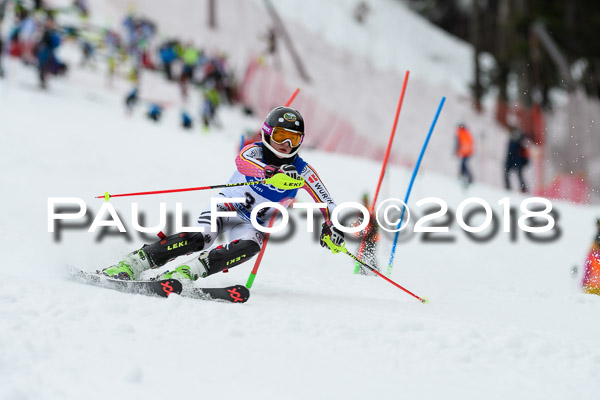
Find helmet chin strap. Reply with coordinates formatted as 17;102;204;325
262;132;301;159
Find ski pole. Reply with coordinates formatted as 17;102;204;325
322;236;428;303
96;174;304;201
96;180;267;201
386;97;445;277
355;70;410;274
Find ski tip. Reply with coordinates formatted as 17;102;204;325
421;297;429;304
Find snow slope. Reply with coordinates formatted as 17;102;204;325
1;38;600;400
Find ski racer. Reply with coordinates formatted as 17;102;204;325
102;106;346;281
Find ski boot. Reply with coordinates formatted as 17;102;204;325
102;249;152;280
158;251;210;282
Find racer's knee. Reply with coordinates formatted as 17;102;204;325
207;239;261;274
142;232;208;268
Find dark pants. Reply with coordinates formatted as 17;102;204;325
0;38;3;77
460;157;473;183
505;164;527;193
163;61;173;80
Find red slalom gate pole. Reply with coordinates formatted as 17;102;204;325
246;211;278;289
355;70;410;274
246;198;293;289
370;70;409;213
285;88;300;106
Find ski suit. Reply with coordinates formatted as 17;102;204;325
141;142;337;275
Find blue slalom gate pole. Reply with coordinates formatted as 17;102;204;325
386;97;446;277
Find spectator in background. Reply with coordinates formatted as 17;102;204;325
201;85;220;130
11;6;37;65
103;29;121;86
179;43;200;99
124;86;138;115
260;27;280;68
504;127;529;193
181;110;193;129
200;56;225;90
353;2;370;24
0;0;6;77
73;0;89;18
122;14;156;83
0;34;3;78
127;59;140;85
35;15;62;89
147;103;162;122
181;43;201;80
265;28;277;56
455;123;474;186
0;25;3;78
80;40;95;67
159;40;178;81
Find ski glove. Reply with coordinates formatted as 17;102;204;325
279;164;301;181
320;221;345;249
264;164;301;181
264;165;279;178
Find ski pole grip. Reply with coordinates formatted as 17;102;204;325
322;235;345;254
265;174;305;190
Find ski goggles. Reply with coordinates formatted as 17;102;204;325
263;124;304;147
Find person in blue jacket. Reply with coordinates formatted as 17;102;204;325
159;41;178;80
35;15;61;89
504;127;529;193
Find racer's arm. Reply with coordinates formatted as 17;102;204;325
299;164;337;221
235;144;268;178
299;165;345;250
235;144;301;181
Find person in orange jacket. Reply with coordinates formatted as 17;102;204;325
455;123;474;185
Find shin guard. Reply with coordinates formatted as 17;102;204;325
206;239;261;275
142;232;207;268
